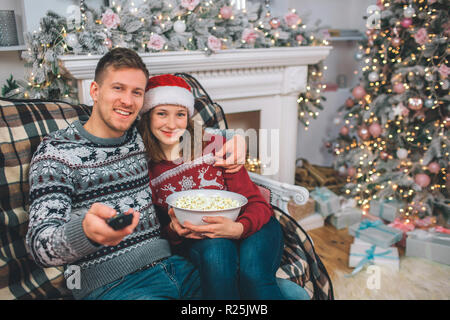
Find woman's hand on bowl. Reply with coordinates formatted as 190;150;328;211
168;208;205;239
184;216;244;240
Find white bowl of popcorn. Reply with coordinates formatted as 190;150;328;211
166;189;248;226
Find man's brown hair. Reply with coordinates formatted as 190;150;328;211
95;47;149;84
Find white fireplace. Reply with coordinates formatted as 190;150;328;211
59;46;331;184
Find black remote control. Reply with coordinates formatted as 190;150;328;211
107;213;133;230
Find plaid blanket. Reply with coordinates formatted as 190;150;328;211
0;98;91;299
0;93;333;300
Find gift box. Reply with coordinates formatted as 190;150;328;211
388;218;415;247
348;219;403;248
369;199;404;222
405;229;450;265
349;239;400;273
330;207;362;230
288;198;315;221
298;213;324;231
310;187;340;218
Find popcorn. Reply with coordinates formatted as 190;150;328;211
175;195;240;211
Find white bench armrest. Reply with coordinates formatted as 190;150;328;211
248;172;309;214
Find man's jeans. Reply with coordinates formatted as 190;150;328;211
83;255;201;300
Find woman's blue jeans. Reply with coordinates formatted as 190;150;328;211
187;216;307;300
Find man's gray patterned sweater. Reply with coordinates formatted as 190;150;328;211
26;120;171;299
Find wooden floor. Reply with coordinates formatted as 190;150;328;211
307;222;405;280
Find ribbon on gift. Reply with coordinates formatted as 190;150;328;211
345;245;395;277
375;199;399;221
432;226;450;234
354;219;401;242
311;187;333;214
413;216;436;228
388;218;415;233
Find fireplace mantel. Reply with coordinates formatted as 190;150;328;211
59;46;331;184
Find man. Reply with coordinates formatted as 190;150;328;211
26;48;245;300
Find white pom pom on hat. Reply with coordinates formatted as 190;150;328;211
140;74;195;116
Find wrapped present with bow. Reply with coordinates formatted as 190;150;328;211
369;199;404;222
348;219;403;248
310;187;340;218
347;239;400;276
330;198;362;230
388;218;415;247
405;229;450;265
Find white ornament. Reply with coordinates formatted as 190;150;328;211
173;20;187;34
397;148;408;159
65;33;79;47
368;71;379;82
404;6;415;18
333;117;342;125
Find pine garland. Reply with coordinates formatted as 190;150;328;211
2;0;328;126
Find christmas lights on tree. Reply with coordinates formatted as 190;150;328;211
328;0;449;224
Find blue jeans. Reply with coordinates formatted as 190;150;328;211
188;216;303;300
83;255;201;300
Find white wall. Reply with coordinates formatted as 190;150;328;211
292;0;375;166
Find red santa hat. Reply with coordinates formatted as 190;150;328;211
140;74;195;116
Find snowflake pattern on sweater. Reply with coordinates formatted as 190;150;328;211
26;120;171;299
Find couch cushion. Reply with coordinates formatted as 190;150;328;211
0;98;91;299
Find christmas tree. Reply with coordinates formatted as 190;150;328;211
328;0;449;224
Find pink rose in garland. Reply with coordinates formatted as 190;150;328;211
207;35;222;52
414;28;428;45
181;0;200;11
147;34;165;51
284;12;301;27
242;28;258;44
101;8;120;29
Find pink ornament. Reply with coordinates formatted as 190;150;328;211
104;38;112;49
438;64;450;79
393;82;405;94
408;97;423;111
380;151;389;160
428;162;440;174
352;85;366;100
347;167;356;176
369;123;382;138
414;28;428;45
220;6;233;20
340;126;349;136
415;173;431;188
269;18;281;29
391;37;402;47
401;18;413;28
345;98;355;108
